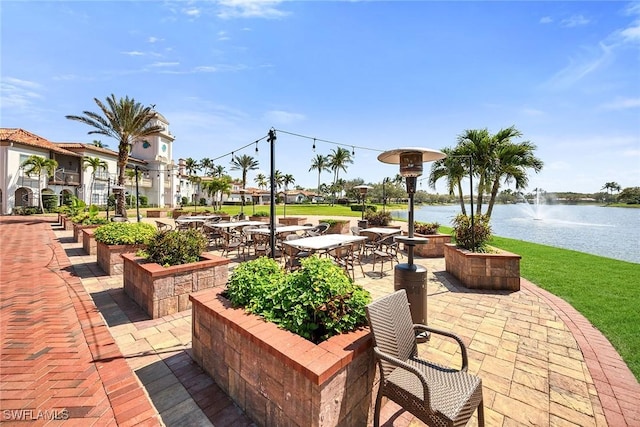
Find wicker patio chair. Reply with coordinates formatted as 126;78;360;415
366;290;484;427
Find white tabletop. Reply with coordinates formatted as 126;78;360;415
206;220;266;228
362;227;402;235
175;215;218;222
284;234;367;251
251;225;314;234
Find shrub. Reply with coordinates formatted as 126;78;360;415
181;196;189;206
451;213;492;252
142;229;207;267
94;222;156;245
414;221;440;235
138;195;148;207
319;218;349;226
42;194;59;212
365;210;392;226
226;256;371;344
71;205;108;225
252;211;270;217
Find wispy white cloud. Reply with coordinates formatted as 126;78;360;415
218;30;230;41
148;36;163;43
216;0;289;19
543;42;613;89
0;77;43;109
600;97;640;110
183;7;201;18
263;110;306;125
539;16;553;24
521;107;545;116
122;50;145;56
561;14;590;28
150;61;180;67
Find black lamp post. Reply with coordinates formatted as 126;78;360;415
353;185;372;220
378;148;446;333
239;189;247;219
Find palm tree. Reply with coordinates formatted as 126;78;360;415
230;154;259;204
456;128;492;215
328;147;353;185
92;139;108;148
200;157;214;176
328;147;353;202
601;182;622;203
282;173;295;216
66;94;163;217
428;146;469;215
124;168;142;207
309;154;330;195
83;156;108;204
184;157;201;206
202;176;232;211
212;165;226;178
254;173;268;190
21;155;58;213
484;132;543;217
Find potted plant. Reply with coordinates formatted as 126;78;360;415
364;210;398;229
122;229;229;318
409;221;451;258
249;210;270;222
444;214;521;290
190;256;376;426
94;222;156;275
320;218;350;234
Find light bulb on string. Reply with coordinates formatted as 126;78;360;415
352;146;355;156
255;141;259;153
312;138;316;152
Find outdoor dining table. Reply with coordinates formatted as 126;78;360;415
362;227;402;236
205;220;266;229
283;234;367;254
250;225;314;235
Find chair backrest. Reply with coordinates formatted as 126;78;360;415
366;290;418;376
285;233;301;241
350;226;361;236
361;230;381;243
316;223;330;234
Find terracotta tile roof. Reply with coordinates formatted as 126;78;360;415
58;142;119;158
0;128;79;157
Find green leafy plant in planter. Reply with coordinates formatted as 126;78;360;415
71;205;109;225
252;211;270;217
364;210;392;226
226;256;371;344
94;222;156;245
140;229;207;267
318;219;347;227
414;221;440;235
451;213;492;252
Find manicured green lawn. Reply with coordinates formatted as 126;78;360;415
488;235;640;381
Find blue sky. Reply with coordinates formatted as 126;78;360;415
2;0;639;195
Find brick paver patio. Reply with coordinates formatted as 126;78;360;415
1;216;638;426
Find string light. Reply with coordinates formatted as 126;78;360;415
312;138;316;151
255;141;259;153
274;129;383;154
352;146;355;156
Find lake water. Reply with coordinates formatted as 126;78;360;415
391;204;640;264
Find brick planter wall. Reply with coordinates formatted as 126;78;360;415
73;223;101;243
408;233;451;258
64;217;75;231
123;253;229;318
146;210;167;218
249;216;270;223
325;221;350;235
96;241;146;276
190;288;376;427
444;243;521;291
82;228;97;255
278;217;307;226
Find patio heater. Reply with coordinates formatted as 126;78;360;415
378;148;446;335
353;185;372;228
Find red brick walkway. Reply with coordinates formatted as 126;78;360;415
0;217;159;426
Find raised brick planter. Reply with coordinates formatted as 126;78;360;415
123;253;229;318
146;209;167;218
408;233;451;258
82;228;97;255
444;243;521;291
325;221;350;235
278;216;307;226
64;216;75;231
96;241;146;276
190;288;376;426
73;223;101;243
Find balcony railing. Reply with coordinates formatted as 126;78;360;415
49;170;80;186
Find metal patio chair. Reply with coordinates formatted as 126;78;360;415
366;290;484;427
